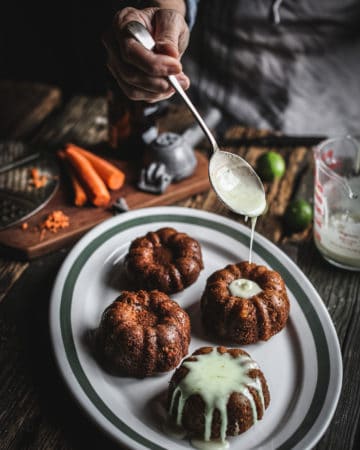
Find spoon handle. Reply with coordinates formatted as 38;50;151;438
126;21;220;153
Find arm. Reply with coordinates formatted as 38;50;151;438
150;1;186;16
103;0;190;102
150;0;199;28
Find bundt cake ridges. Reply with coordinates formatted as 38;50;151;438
167;346;270;441
96;290;191;377
124;227;204;294
201;261;290;344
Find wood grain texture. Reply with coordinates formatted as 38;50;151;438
33;96;108;148
0;258;29;303
0;81;61;139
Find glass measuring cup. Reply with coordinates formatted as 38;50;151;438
313;136;360;270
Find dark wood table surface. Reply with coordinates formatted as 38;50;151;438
0;82;359;450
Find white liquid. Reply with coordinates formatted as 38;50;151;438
315;211;360;268
210;152;266;218
191;438;230;450
229;278;262;298
162;418;187;440
209;151;266;263
314;176;360;269
249;217;257;264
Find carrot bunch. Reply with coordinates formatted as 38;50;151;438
58;143;125;207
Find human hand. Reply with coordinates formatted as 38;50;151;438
103;7;190;103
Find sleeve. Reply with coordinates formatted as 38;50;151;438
185;0;200;28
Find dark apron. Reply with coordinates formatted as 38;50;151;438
183;0;360;135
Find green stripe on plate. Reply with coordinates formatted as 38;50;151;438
60;214;330;450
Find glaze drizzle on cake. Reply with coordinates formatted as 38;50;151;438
168;347;267;446
201;262;290;344
228;278;262;298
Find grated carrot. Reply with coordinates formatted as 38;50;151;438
39;210;70;239
29;167;48;188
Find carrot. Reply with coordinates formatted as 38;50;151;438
58;151;88;206
64;148;111;207
65;143;125;190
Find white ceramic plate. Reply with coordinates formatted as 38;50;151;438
50;206;342;450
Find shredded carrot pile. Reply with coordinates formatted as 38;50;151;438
40;210;70;237
29;168;48;188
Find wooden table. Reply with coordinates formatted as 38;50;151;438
0;82;359;450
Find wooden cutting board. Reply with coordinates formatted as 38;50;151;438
0;151;210;259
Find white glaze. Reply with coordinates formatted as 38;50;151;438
191;438;230;450
169;349;265;444
249;216;257;264
210;155;266;218
228;278;262;298
162;418;187;440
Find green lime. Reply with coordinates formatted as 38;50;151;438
256;151;286;181
284;199;313;232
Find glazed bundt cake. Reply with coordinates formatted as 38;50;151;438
167;346;270;443
201;261;289;344
124;227;204;294
96;290;191;378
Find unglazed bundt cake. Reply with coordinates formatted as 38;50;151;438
167;346;270;444
201;262;289;344
96;290;191;378
124;227;204;294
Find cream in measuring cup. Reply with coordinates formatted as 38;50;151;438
314;136;360;271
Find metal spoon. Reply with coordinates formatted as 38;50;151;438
126;21;266;217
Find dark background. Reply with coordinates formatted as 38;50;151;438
0;1;114;96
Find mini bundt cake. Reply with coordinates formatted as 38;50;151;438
96;290;191;378
124;227;204;294
167;346;270;443
201;261;289;344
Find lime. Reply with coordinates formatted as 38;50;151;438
256;151;286;181
284;199;313;232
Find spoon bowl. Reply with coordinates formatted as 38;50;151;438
209;150;266;217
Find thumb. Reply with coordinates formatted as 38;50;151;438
153;10;183;58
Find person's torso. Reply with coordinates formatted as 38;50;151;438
184;0;360;134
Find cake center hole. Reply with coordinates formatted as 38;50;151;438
153;246;173;265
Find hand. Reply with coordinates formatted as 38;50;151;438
103;7;190;103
